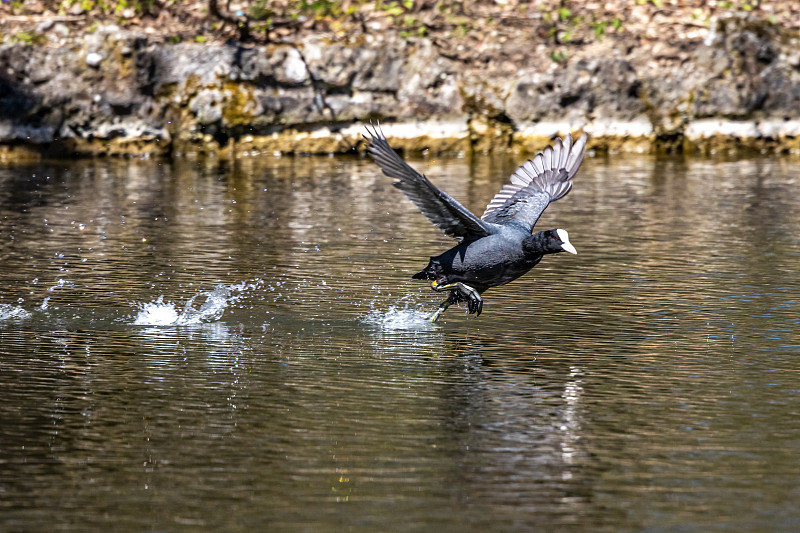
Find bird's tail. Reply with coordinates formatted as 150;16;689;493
412;257;440;280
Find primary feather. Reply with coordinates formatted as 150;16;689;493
364;124;493;242
365;125;587;238
481;133;587;232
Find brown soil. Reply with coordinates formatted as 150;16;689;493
2;0;798;53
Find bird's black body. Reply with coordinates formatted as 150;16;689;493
365;124;587;320
413;227;567;291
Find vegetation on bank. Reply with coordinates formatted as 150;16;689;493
1;0;798;49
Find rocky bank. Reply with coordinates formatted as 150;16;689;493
1;11;800;159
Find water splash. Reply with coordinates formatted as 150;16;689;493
133;296;182;326
361;301;438;331
47;278;72;292
0;304;32;321
132;279;263;326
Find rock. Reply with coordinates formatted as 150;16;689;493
277;47;308;85
0;17;799;157
52;23;70;39
685;119;759;139
189;89;225;125
86;52;103;68
298;35;404;93
686;13;799;118
36;19;55;33
397;38;463;119
507;58;645;125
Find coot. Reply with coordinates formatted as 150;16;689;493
365;125;587;321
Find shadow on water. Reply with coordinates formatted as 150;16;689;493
2;152;800;531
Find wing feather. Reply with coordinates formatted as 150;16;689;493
558;135;571;169
481;133;588;232
364;124;493;242
532;153;545;175
510;172;528;186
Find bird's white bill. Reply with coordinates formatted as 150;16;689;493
557;229;577;254
561;242;578;254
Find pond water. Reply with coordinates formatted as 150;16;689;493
1;149;800;532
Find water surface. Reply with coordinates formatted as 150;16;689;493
1;151;799;531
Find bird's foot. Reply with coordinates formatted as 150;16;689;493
430;281;483;317
428;305;447;323
461;283;483;316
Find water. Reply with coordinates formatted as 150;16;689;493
1;152;800;531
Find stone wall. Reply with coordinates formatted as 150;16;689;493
1;12;799;159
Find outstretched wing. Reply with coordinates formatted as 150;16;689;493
481;133;588;232
365;124;493;242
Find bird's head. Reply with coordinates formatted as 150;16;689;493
529;228;577;255
554;229;577;254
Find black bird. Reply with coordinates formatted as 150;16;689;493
365;125;587;321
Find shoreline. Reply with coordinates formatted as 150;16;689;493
0;119;800;164
2;117;800;162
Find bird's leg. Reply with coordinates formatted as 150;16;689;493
430;280;483;317
428;291;458;322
